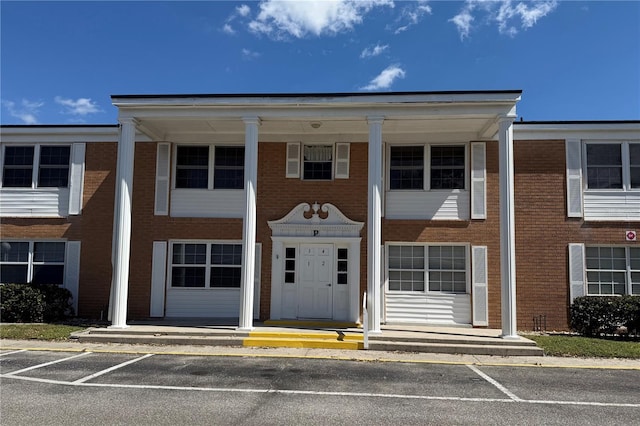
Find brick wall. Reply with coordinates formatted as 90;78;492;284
0;142;117;318
513;140;637;331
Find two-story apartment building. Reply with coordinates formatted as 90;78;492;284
1;91;638;336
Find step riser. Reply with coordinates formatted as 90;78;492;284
76;335;542;356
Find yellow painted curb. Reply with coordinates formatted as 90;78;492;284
248;331;363;341
263;320;361;328
243;338;362;350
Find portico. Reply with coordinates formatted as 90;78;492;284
108;91;520;338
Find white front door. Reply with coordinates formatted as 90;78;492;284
298;244;333;319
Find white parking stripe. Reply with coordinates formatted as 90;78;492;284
72;353;154;384
467;364;522;401
4;352;92;376
0;349;27;357
3;373;640;408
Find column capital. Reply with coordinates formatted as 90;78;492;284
497;114;516;126
118;117;139;127
367;115;385;125
242;116;261;126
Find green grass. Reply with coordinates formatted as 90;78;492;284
525;334;640;358
0;323;85;340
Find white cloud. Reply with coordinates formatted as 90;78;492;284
54;97;101;116
1;98;43;124
242;48;261;60
360;65;405;90
392;0;432;34
222;23;235;35
248;0;394;39
451;0;558;39
236;4;251;17
360;43;389;59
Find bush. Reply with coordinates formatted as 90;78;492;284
34;284;74;322
0;283;74;323
0;283;45;323
570;296;640;337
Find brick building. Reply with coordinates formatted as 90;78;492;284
1;91;638;336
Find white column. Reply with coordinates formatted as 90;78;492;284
238;117;260;331
498;116;518;339
109;118;136;329
367;116;384;334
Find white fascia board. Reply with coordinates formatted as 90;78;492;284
115;103;519;122
0;126;119;143
514;122;640;141
112;91;522;108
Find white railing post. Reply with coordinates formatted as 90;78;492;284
362;292;369;349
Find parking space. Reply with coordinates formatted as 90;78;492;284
1;349;639;410
479;366;640;404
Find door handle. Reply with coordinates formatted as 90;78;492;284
327;283;332;287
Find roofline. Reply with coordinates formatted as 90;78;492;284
111;90;523;100
516;120;640;125
1;124;118;129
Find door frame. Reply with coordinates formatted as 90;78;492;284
270;236;361;322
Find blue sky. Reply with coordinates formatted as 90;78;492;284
1;1;639;125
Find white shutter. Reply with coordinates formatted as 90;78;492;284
470;142;486;219
155;143;170;215
286;142;300;178
68;143;86;215
566;138;583;217
568;243;586;302
381;143;385;217
150;241;167;317
64;241;81;314
471;245;488;326
253;243;262;320
335;143;350;179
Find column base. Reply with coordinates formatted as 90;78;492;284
500;333;520;340
108;324;130;330
237;326;255;332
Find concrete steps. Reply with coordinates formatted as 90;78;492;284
73;327;544;356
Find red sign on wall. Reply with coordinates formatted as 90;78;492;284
626;230;637;241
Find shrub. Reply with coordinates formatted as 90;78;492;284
570;296;640;337
34;284;74;322
0;283;45;323
0;283;74;323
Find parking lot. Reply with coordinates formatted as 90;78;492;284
1;348;639;425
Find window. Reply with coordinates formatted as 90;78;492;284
2;145;70;188
430;146;465;190
170;242;242;288
214;147;244;189
175;145;244;189
284;247;296;284
389;144;466;190
303;145;332;180
0;241;66;285
586;142;639;190
337;248;348;285
390;146;424;190
388;245;467;293
586;246;640;295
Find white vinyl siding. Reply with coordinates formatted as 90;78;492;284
170;144;244;217
0;143;85;217
164;242;261;318
579;140;640;221
385;243;472;325
386;143;470;220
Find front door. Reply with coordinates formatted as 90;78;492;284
298;244;333;319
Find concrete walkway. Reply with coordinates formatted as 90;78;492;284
2;338;639;370
68;320;544;356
